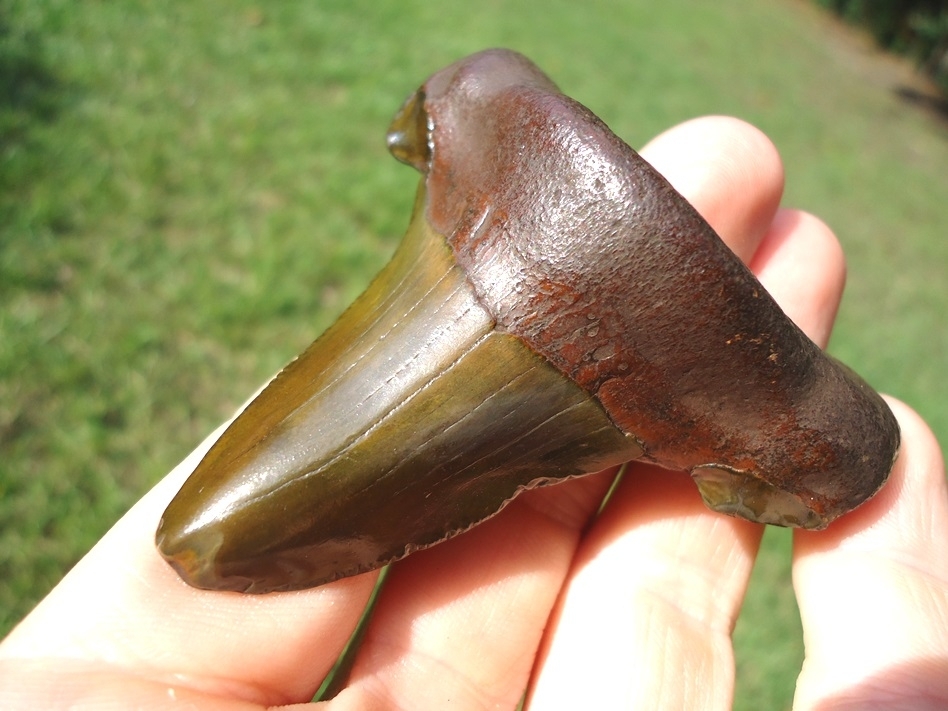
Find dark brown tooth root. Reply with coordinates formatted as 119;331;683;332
157;49;899;594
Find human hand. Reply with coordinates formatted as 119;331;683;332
1;116;946;710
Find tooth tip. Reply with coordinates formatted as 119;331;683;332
156;517;229;590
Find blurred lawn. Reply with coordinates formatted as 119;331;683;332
2;0;945;708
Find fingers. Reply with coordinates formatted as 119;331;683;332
526;129;850;709
639;115;785;263
793;399;948;710
328;491;606;710
644;116;844;348
751;209;846;349
526;465;762;710
0;426;379;707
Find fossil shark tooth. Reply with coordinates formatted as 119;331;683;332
156;49;900;594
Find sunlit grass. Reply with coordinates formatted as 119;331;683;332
2;1;945;708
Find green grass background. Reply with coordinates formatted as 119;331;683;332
2;0;945;707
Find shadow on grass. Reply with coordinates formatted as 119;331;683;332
893;85;948;124
0;7;74;295
0;7;62;142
